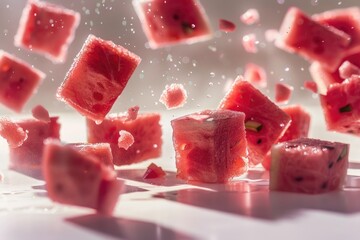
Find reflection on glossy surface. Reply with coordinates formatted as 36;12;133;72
67;214;197;240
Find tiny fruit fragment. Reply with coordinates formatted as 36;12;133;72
143;163;166;179
244;63;267;88
219;19;236;32
242;33;258;53
118;130;135;150
32;105;50;123
275;82;294;104
338;61;360;79
0;117;28;148
240;9;260;25
159;83;188;110
126;105;140;121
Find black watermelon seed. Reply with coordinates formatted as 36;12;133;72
321;182;328;189
322;145;335;150
256;139;262;144
328;162;334;169
339;104;352;113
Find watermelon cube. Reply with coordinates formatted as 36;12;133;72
262;105;311;170
270;138;349;194
219;76;291;166
57;35;141;123
275;82;293;104
14;0;80;63
87;113;162;166
171;109;248;183
133;0;212;49
310;52;360;94
43;139;123;215
276;7;351;71
0;50;45;112
68;143;114;169
339;61;360;79
0;118;28;148
9;117;60;176
320;75;360;135
313;7;360;57
143;162;166;179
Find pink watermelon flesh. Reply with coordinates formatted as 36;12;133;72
143;163;166;179
320;75;360;135
43;139;123;215
313;7;360;57
68;143;114;169
87;113;162;166
118;130;135;150
219;77;291;166
57;34;141;123
339;61;360;79
219;19;236;33
0;118;28;148
126;105;140;121
15;0;80;63
304;80;318;93
133;0;212;49
244;63;267;88
310;52;360;95
0;50;45;112
262;105;311;170
159;83;187;110
31;105;50;123
9;117;60;176
270;138;349;194
276;7;351;72
275;83;293;104
171;109;248;183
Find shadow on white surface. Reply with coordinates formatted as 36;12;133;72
66;214;197;240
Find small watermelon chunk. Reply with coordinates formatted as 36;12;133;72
320;75;360;135
143;163;166;179
14;0;80;63
126;105;140;121
244;63;267;88
240;9;260;25
171;109;248;183
219;19;236;33
118;130;135;150
276;7;351;71
262;105;311;170
270;138;349;194
219;76;291;166
159;83;187;110
0;118;28;148
275;82;293;104
87;113;162;166
242;33;258;53
43;139;123;215
310;52;360;94
32;105;50;123
68;143;114;169
313;7;360;57
303;80;318;93
339;61;360;79
57;34;141;123
9;117;60;176
133;0;212;49
0;50;45;112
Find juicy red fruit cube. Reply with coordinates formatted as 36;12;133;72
87;113;162;166
57;35;141;123
320;75;360;136
275;82;293;104
133;0;212;48
0;118;28;148
276;7;351;71
0;50;45;112
15;0;80;63
171;110;248;183
219;19;236;33
219;77;291;166
43;139;123;215
143;163;166;179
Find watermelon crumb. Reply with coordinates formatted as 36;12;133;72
270;138;349;194
242;33;258;53
219;19;236;32
240;9;260;25
118;130;135;150
304;80;318;93
32;105;50;123
143;163;166;179
275;83;294;104
159;83;188;110
126;105;140;121
265;29;279;42
244;63;267;88
339;61;360;79
0;117;28;148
